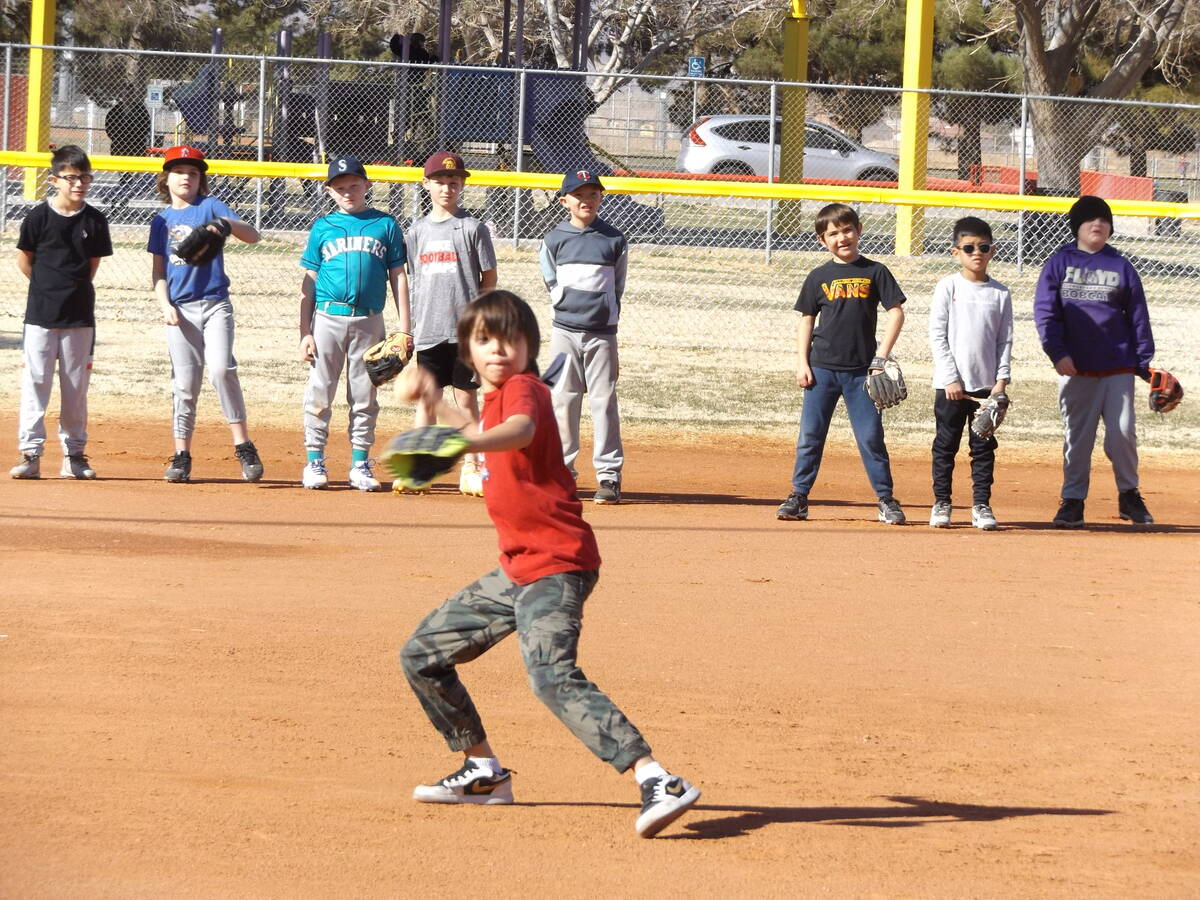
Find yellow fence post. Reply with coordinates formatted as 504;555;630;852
23;0;56;201
778;0;809;234
895;0;934;256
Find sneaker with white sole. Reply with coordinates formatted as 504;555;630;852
459;455;484;496
1118;489;1153;525
594;480;621;504
302;458;329;490
61;454;96;480
971;504;999;530
877;496;906;525
348;460;381;492
234;441;264;482
11;453;41;479
635;774;701;838
776;492;808;521
164;451;192;483
413;760;514;805
929;500;952;528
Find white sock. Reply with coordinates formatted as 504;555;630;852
634;761;668;785
468;756;501;775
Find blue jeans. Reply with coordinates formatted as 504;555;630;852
791;366;894;498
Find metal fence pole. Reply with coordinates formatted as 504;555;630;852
765;83;777;263
512;68;527;248
255;55;266;229
1017;94;1028;275
1;45;12;234
691;78;697;125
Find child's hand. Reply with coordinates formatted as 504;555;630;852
162;306;179;327
796;364;814;388
1054;355;1078;376
394;361;436;404
944;381;965;401
299;335;317;362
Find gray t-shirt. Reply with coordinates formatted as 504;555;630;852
406;209;497;350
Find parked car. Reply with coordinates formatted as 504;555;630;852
676;115;899;182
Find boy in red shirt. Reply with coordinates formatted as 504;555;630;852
395;289;699;838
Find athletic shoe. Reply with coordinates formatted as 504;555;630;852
594;480;621;504
1053;497;1085;529
348;460;381;492
635;774;701;838
929;500;952;528
459;455;484;497
877;496;906;525
302;458;329;490
412;760;514;805
10;453;41;479
971;503;999;531
61;454;96;480
164;451;192;483
777;492;808;521
234;441;264;482
1118;489;1154;525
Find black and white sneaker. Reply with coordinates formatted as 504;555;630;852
777;492;808;521
1118;489;1153;525
594;480;621;504
877;496;906;525
234;441;264;482
164;451;192;483
635;774;701;838
413;760;514;805
1053;497;1085;529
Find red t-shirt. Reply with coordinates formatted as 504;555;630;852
481;372;601;585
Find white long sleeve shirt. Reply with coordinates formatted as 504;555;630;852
928;273;1014;392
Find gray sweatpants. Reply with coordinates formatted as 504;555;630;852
166;298;247;440
549;326;624;483
17;324;93;457
303;310;384;453
1058;372;1139;499
400;567;652;773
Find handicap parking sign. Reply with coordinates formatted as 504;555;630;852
687;56;705;78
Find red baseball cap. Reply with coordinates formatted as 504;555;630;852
423;150;470;178
163;145;208;172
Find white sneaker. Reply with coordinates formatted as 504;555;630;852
348;460;381;492
61;454;96;480
10;454;41;479
459;455;484;496
302;458;329;490
413;760;514;805
972;504;999;531
929;500;951;528
635;773;701;838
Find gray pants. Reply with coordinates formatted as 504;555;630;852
549;326;624;483
400;567;652;773
18;324;93;456
303;311;384;453
166;299;247;440
1058;372;1138;499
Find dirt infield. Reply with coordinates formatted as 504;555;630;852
2;416;1199;898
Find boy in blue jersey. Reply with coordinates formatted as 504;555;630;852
299;157;411;490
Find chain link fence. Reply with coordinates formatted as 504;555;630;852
2;44;1197;446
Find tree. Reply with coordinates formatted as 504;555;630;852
1009;0;1197;190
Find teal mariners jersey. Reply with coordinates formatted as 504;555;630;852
300;208;407;315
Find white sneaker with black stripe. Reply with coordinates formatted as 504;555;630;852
635;773;701;838
413;760;514;805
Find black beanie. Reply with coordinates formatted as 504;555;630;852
1068;195;1113;238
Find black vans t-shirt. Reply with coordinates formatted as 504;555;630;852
17;202;113;328
793;255;906;370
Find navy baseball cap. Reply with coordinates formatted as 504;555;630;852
560;169;605;194
326;156;368;184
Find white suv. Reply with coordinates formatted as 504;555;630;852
676;115;899;182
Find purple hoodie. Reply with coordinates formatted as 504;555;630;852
1033;242;1154;373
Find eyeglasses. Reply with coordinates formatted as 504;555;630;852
52;173;95;185
955;243;993;255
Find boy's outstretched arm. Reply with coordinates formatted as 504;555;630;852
877;305;905;359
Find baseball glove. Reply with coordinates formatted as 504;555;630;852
363;332;413;386
173;217;232;265
970;392;1010;440
380;426;471;491
1146;368;1184;413
863;356;907;411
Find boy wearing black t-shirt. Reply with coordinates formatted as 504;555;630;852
777;203;907;524
11;145;113;480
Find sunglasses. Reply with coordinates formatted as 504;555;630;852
955;242;993;255
52;173;95;185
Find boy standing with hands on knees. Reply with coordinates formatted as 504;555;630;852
777;203;907;525
394;289;699;838
12;145;112;480
405;150;497;496
539;170;628;504
928;217;1013;530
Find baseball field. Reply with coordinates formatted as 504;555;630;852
2;400;1198;896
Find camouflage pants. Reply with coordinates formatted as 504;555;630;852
400;568;652;773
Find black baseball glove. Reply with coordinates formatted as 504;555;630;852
363;332;413;386
174;217;232;265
